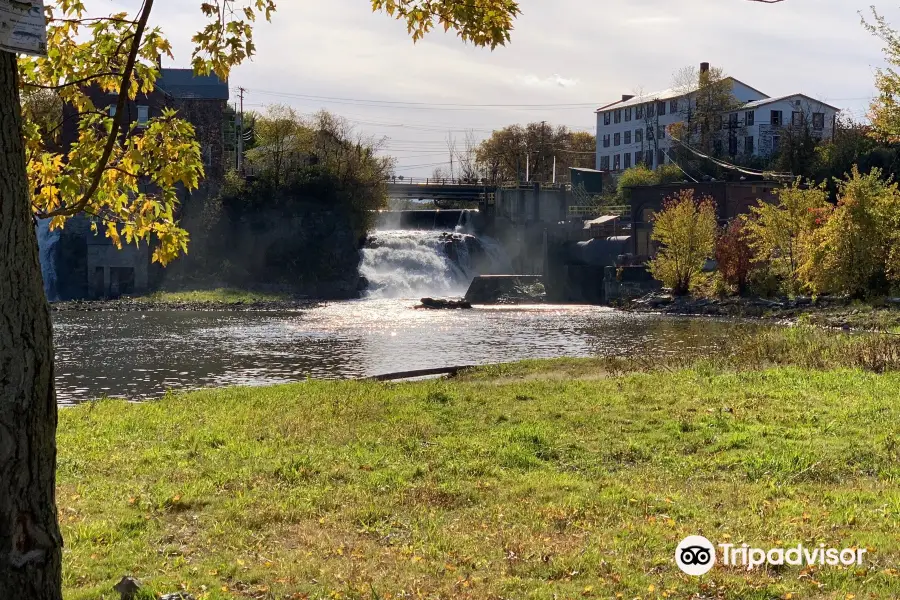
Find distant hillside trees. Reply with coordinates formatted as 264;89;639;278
475;122;595;184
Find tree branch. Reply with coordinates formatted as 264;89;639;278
43;0;155;219
22;72;121;90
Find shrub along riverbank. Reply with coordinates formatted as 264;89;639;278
59;328;899;600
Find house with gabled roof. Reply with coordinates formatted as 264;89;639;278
595;62;839;173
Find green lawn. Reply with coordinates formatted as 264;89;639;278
137;288;291;305
59;358;899;599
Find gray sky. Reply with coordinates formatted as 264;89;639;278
91;0;897;175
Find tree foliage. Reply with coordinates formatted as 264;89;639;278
475;122;595;183
245;104;312;186
648;190;718;295
741;180;829;293
799;168;900;296
863;7;900;143
715;219;753;293
19;0;277;265
371;0;520;49
19;0;519;268
668;65;741;156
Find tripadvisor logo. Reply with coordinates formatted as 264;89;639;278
675;536;867;575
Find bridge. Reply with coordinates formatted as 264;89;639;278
385;177;497;204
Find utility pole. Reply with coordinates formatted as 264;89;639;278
237;86;245;173
540;120;546;182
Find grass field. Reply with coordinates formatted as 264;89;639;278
58;334;900;600
137;289;291;305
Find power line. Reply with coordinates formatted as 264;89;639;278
236;87;600;109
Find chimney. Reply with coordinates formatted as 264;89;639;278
700;62;710;74
621;94;635;102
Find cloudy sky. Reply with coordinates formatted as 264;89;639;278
90;0;898;175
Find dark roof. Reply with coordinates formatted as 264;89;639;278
158;68;229;100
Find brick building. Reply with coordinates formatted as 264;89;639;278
628;181;781;258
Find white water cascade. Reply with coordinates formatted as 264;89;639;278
361;227;511;298
36;218;61;301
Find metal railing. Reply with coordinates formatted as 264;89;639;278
568;204;630;218
386;176;494;186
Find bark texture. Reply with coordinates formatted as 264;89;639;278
0;52;63;599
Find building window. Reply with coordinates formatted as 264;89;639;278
624;130;632;145
624;107;632;122
772;134;782;153
108;105;117;117
635;128;643;143
600;155;610;170
614;109;622;124
714;114;723;130
714;139;723;156
613;154;621;170
657;149;665;166
657;101;667;116
729;112;739;127
657;125;666;139
745;111;755;126
744;135;754;154
647;126;654;141
771;110;783;127
624;152;632;169
603;112;611;126
136;105;149;128
812;112;825;130
635;151;643;165
647;102;656;118
602;134;610;148
614;132;621;146
645;150;653;166
636;104;644;119
670;99;678;113
729;135;738;156
792;111;804;127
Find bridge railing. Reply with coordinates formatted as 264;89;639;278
386;176;495;186
386;177;574;189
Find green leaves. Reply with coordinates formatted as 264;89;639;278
191;0;276;79
648;190;718;295
371;0;520;49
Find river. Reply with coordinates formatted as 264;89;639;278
52;299;757;405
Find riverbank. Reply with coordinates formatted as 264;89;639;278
59;329;899;600
624;292;900;331
51;289;320;312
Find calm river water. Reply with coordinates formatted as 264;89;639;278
52;299;757;405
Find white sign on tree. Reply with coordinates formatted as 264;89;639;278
0;0;47;56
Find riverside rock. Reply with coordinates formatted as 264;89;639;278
113;576;142;600
416;297;473;309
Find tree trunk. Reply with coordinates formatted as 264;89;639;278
0;52;63;599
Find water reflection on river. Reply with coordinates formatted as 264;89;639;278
52;299;758;405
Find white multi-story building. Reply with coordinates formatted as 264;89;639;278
595;63;839;172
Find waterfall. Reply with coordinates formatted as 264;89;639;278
36;219;60;301
361;229;510;298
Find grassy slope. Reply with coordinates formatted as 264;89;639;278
59;362;899;600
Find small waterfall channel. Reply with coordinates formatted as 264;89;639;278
36;218;61;301
360;210;510;298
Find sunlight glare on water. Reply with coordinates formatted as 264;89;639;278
52;299;762;404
